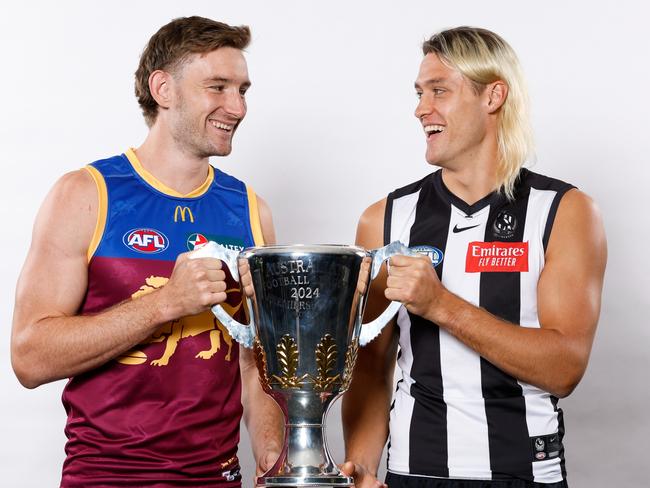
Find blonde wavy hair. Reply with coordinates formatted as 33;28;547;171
422;27;534;199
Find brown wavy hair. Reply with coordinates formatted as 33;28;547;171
135;16;251;127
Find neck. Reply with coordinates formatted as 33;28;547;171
134;124;210;195
439;135;500;206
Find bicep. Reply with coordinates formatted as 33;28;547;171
537;190;606;349
13;170;97;331
356;199;392;323
257;196;276;246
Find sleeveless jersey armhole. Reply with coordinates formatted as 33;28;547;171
542;186;576;251
246;185;265;246
84;165;108;262
384;194;395;246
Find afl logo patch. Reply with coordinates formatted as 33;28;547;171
410;245;443;267
187;233;209;251
123;228;169;254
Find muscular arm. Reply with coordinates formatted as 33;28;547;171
240;196;284;474
387;189;607;397
342;199;396;487
11;170;227;388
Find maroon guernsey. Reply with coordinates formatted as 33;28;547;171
61;150;264;486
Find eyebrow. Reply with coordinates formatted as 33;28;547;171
414;78;448;89
206;77;251;88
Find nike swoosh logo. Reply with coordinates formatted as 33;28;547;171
453;224;480;233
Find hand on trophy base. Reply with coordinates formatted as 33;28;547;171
340;462;387;488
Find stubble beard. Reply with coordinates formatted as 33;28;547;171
172;96;232;159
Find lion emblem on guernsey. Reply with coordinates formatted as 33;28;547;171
116;276;240;366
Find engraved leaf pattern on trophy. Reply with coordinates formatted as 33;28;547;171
272;334;308;389
311;333;341;392
341;338;359;391
253;338;272;392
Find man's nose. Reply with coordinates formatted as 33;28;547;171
414;96;431;120
224;90;246;119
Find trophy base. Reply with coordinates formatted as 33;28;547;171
257;475;354;487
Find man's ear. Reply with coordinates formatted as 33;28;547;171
149;70;173;110
486;80;508;114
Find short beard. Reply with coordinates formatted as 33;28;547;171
171;91;232;159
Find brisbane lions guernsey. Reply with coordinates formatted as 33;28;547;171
61;148;264;486
385;168;574;484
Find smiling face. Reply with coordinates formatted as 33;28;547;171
167;47;250;158
414;53;492;170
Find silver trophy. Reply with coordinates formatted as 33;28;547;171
192;242;416;487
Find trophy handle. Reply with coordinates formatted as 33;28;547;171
359;241;419;346
190;241;255;349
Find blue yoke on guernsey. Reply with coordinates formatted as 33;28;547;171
61;148;264;487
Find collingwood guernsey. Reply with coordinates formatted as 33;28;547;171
386;168;574;484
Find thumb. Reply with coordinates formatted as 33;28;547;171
258;450;279;474
339;461;357;477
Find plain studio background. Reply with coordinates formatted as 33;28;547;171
1;1;648;486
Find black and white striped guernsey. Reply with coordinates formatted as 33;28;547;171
385;168;574;484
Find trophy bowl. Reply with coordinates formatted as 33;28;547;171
193;242;416;487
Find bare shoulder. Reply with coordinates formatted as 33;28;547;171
547;188;607;262
257;194;272;218
356;198;387;249
48;168;98;208
33;168;99;255
556;188;603;224
256;194;276;246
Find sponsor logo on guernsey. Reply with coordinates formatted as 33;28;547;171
452;223;480;233
465;241;529;273
123;228;169;254
410;245;444;267
174;205;195;223
186;233;245;252
187;233;209;251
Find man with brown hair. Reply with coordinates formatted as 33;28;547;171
11;16;281;486
342;27;606;488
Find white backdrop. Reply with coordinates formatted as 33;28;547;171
1;1;648;486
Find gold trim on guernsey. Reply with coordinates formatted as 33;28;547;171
246;185;265;246
84;165;108;262
124;147;214;198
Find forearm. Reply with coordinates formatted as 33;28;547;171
342;370;393;474
241;357;284;466
431;290;589;397
11;289;174;388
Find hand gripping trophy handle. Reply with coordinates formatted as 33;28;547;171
191;240;418;349
358;240;419;346
190;241;256;348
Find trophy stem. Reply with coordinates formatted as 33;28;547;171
257;394;353;487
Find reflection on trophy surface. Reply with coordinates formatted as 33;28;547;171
193;242;415;487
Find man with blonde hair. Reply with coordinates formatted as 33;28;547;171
11;16;281;486
342;27;606;487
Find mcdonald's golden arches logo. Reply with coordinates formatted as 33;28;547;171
174;206;194;223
